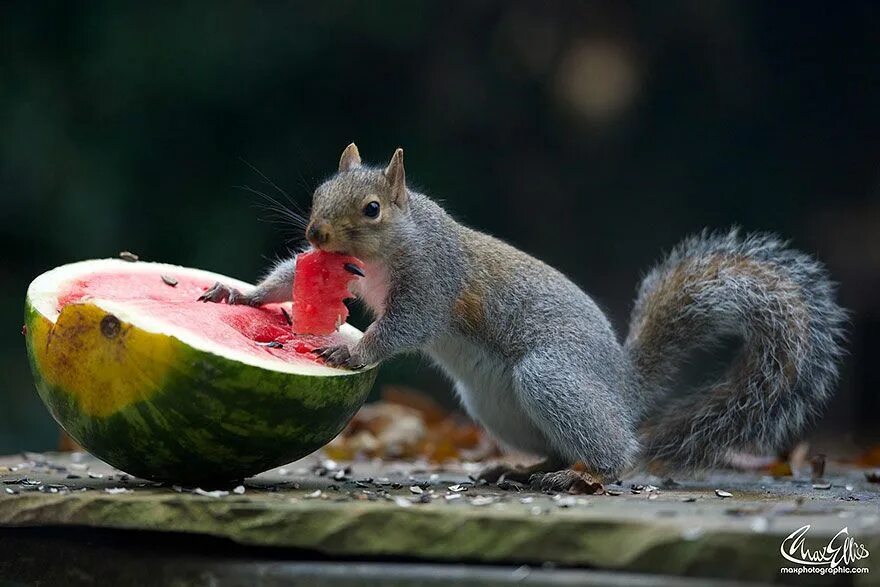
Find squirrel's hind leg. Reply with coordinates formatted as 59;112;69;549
511;351;639;480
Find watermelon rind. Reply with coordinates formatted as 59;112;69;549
24;259;377;484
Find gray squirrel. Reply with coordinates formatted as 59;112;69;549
200;144;846;488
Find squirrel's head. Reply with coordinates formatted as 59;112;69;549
306;143;409;261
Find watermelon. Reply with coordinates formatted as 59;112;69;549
23;259;377;484
292;250;364;335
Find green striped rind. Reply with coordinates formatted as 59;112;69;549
24;300;376;484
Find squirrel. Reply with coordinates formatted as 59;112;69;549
200;143;846;488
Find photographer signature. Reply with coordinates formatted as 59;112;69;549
781;525;870;568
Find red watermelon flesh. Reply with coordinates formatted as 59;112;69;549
292;250;364;335
54;266;358;367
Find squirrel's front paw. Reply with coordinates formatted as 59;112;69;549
198;282;247;305
314;345;366;370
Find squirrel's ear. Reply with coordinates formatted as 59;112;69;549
384;148;407;207
338;143;362;172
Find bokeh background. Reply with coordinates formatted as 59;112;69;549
2;2;878;454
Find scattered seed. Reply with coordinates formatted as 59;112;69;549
471;496;496;506
233;485;246;495
606;489;623;496
88;472;104;479
553;495;577;508
4;488;17;495
445;493;462;501
281;307;292;326
305;490;322;499
390;482;402;490
520;497;535;504
812;482;832;490
409;485;423;495
194;488;228;498
258;341;283;349
715;489;733;498
105;488;129;494
119;251;139;262
161;274;178;287
447;484;468;493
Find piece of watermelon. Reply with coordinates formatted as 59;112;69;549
23;259;376;483
292;250;364;335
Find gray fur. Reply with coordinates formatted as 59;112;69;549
626;229;847;470
232;156;845;479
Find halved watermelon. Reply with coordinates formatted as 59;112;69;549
292;250;364;335
23;259;377;484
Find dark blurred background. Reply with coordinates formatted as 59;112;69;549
2;2;878;454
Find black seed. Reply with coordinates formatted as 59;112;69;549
257;340;284;349
100;315;121;338
161;275;178;287
281;307;292;326
343;263;365;277
119;251;139;262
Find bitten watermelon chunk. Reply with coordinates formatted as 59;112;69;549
292;250;364;335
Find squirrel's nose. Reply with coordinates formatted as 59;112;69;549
307;221;330;247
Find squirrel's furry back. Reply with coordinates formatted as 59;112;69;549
625;229;847;469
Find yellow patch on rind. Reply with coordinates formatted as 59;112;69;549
29;302;177;418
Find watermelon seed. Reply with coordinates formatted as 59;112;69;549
21;324;27;336
119;251;139;262
100;315;121;339
343;263;365;277
161;274;178;287
259;341;284;349
281;307;292;326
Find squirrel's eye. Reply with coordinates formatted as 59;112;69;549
363;201;380;218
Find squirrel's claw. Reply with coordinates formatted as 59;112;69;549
198;282;241;304
314;345;365;370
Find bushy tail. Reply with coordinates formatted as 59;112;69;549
625;229;846;469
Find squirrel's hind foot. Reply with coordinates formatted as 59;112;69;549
528;469;604;494
477;457;566;485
